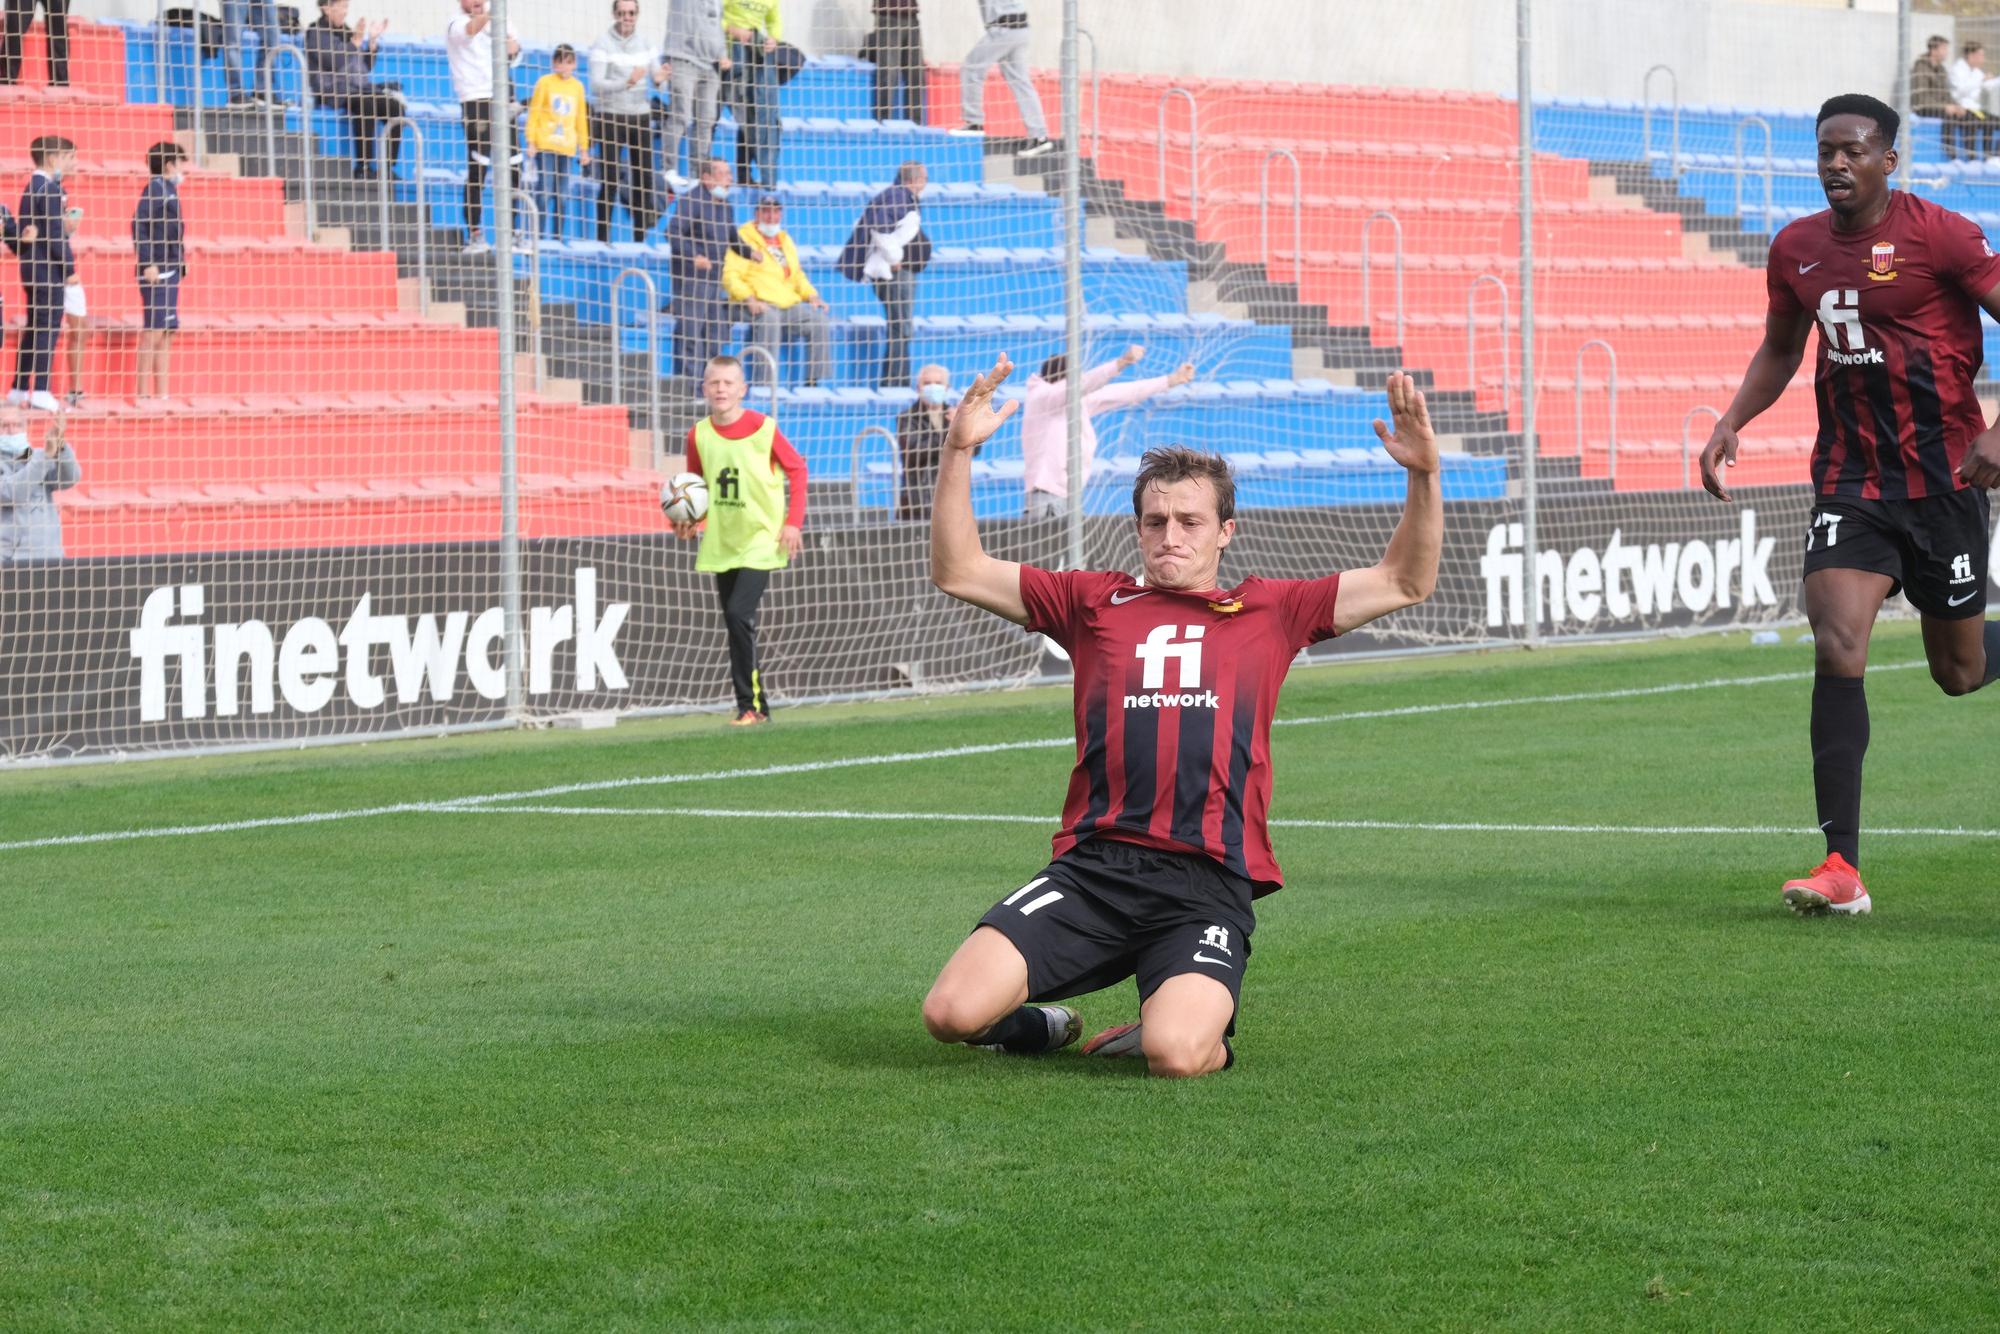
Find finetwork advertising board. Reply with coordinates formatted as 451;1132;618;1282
3;485;1992;762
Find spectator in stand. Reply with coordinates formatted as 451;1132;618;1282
892;363;958;521
672;353;808;726
1949;40;2000;162
666;156;736;379
1911;35;1962;156
221;0;279;108
0;0;68;88
723;192;830;385
838;160;930;388
0;404;77;562
10;134;75;414
304;0;407;182
446;0;526;256
723;0;784;189
590;0;668;243
953;0;1053;158
1020;346;1194;518
133;141;187;404
870;0;925;124
660;0;725;191
527;44;591;240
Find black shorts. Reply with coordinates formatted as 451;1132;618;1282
139;269;180;331
976;836;1256;1027
1802;488;1991;620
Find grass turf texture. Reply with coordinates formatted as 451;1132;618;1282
2;623;1996;1329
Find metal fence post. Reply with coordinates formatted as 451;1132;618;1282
614;268;664;454
268;45;314;239
1259;149;1302;280
1361;210;1405;348
492;0;522;721
1518;0;1539;645
1575;339;1618;484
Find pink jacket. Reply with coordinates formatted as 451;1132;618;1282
1019;359;1177;497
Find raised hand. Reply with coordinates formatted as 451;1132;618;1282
945;354;1021;454
1700;420;1741;501
1168;362;1195;388
1119;343;1144;367
1371;371;1437;474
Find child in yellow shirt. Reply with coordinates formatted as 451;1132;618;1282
527;45;591;239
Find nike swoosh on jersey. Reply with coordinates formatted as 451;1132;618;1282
1192;951;1234;968
1108;589;1151;604
1798;261;1822;273
1947;589;1979;606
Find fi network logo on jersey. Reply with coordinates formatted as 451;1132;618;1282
1817;290;1884;366
1127;625;1220;710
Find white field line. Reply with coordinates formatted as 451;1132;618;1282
0;659;1940;855
440;804;2000;840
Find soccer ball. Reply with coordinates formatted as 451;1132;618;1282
661;471;709;524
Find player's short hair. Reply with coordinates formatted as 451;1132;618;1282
28;134;75;165
1816;94;1899;148
145;140;188;175
704;355;744;377
1966;39;1985;56
1039;354;1068;384
553;44;577;62
1132;446;1235;524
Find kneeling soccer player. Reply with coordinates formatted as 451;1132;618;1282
919;354;1442;1077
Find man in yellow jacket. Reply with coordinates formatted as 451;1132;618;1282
722;193;832;386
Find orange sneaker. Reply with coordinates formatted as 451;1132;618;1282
1782;853;1871;916
1081;1021;1144;1057
729;710;769;727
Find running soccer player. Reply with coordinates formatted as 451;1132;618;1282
920;355;1440;1077
1701;93;2000;916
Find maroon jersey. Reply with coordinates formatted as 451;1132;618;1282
1767;191;2000;500
1019;566;1342;895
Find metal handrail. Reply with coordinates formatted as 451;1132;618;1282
1643;63;1680;177
152;0;167;111
267;45;314;239
515;195;544;392
1733;115;1774;235
851;425;900;518
1259;148;1301;279
741;343;780;426
1682;405;1720;489
1075;26;1101;157
1362;209;1405;348
376;116;427;315
1157;87;1200;219
1575;338;1618;482
155;0;206;166
613;268;662;455
1467;274;1511;415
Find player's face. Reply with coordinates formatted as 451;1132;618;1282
704;364;746;413
1817;114;1895;219
1135;478;1234;590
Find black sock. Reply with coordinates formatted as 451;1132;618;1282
1984;621;2000;688
976;1005;1051;1052
1811;674;1868;866
1221;1039;1235;1071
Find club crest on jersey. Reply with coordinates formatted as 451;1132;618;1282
1207;597;1244;614
1867;241;1898;282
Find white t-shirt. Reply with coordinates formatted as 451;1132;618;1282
445;13;521;103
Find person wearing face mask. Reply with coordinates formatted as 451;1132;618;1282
660;0;725;190
665;157;738;378
0;405;77;562
10;134;75;413
892;363;961;521
839;160;931;389
722;192;831;385
132;141;188;404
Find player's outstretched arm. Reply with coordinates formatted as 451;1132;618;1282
1334;372;1441;635
932;354;1029;624
1960;279;2000;489
1701;307;1811;501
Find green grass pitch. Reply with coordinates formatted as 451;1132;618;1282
2;622;1996;1329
